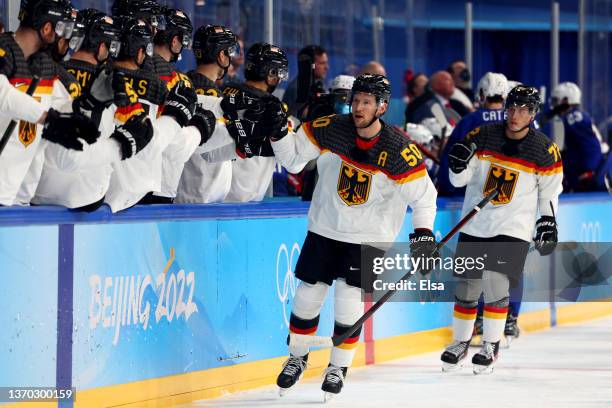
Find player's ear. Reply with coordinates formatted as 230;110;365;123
40;21;55;43
378;101;388;116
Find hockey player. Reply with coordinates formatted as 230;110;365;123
271;74;438;399
0;0;103;206
103;16;203;212
440;85;563;374
31;10;157;210
438;72;509;196
175;24;240;204
546;82;610;192
137;6;199;203
222;42;290;202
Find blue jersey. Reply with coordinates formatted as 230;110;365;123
438;108;506;196
561;107;607;190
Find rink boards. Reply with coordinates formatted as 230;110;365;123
0;193;610;408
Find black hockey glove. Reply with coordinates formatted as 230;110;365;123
110;113;154;160
534;216;558;256
77;64;114;112
42;108;101;150
409;229;440;275
261;97;289;141
188;105;216;146
448;140;476;173
220;92;264;121
162;81;197;127
235;136;274;159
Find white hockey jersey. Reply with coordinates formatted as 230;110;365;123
271;114;437;244
450;123;563;241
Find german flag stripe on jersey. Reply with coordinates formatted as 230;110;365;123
477;149;563;175
320;150;427;185
115;103;145;124
454;304;478;320
483;305;508;320
10;77;55;95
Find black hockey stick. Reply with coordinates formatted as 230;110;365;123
0;76;40;157
289;188;500;349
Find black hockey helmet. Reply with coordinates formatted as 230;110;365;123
111;0;165;30
73;9;121;58
506;85;540;115
19;0;75;39
153;8;193;50
244;42;288;82
114;16;153;60
350;73;392;104
192;24;238;64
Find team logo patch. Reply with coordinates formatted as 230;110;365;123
18;96;40;147
483;163;519;205
18;121;37;147
337;161;372;206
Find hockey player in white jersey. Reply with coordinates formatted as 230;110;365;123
175;24;239;204
0;0;106;206
221;42;290;202
103;16;211;212
31;9;160;210
440;85;563;374
270;74;438;399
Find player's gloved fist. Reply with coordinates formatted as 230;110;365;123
448;140;476;173
260;97;289;141
78;63;114;112
162;82;197;127
534;215;558;256
236;137;274;159
110;113;154;160
220;92;263;121
42;108;101;150
409;229;440;275
188;105;216;146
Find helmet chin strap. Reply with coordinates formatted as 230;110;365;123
354;102;384;129
217;53;231;80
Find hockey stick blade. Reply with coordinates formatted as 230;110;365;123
289;333;334;349
288;189;500;349
0;76;41;157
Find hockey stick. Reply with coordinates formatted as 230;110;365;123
0;76;40;157
289;188;500;349
393;125;441;165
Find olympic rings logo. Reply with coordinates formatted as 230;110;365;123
276;243;301;327
580;222;601;243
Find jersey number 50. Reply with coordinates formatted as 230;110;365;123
401;144;423;166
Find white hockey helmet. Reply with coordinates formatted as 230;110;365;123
405;123;434;146
476;72;508;104
330;75;355;93
420;117;443;139
552;81;581;106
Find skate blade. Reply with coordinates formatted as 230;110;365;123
473;363;495;375
278;387;290;397
323;391;338;403
502;335;515;349
441;361;463;372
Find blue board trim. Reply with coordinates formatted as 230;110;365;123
0;193;607;227
56;224;74;408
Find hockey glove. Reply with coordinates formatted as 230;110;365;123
77;64;114;112
162;81;197;127
235;136;274;159
220;91;264;121
261;97;289;141
448;140;476;173
42;109;101;150
188;105;216;146
534;215;557;256
110;113;154;160
409;229;440;275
